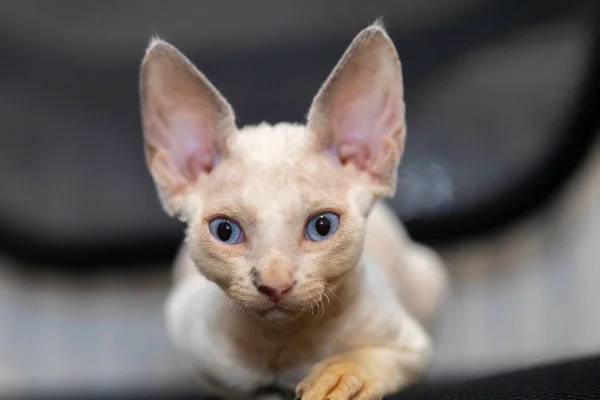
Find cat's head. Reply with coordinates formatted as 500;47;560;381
140;23;406;321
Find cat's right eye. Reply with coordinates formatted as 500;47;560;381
305;212;340;242
209;217;244;245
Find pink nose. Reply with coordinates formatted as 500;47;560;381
257;283;294;303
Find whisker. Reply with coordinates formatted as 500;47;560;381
223;290;243;324
323;291;331;305
319;294;326;318
226;299;234;322
309;294;318;316
322;282;342;305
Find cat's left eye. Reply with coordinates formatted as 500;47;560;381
209;217;244;245
305;212;340;242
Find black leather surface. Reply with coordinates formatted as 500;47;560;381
395;355;600;399
18;355;600;399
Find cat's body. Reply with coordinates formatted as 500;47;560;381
168;194;445;399
140;24;446;400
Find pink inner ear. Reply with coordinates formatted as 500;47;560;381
150;112;217;184
182;142;214;181
334;84;403;175
172;114;216;181
338;130;371;169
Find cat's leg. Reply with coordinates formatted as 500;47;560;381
165;273;263;399
296;313;431;400
165;274;223;396
400;243;447;332
365;202;447;331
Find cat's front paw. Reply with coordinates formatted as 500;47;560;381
296;361;382;400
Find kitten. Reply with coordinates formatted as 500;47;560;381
139;22;447;400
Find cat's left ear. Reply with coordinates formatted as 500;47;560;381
307;22;405;197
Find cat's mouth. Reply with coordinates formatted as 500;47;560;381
263;304;293;313
256;303;302;321
260;307;299;321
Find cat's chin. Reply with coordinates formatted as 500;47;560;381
255;306;302;323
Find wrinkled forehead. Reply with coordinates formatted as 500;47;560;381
202;126;349;221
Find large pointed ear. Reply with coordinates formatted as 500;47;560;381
140;38;236;219
307;23;406;197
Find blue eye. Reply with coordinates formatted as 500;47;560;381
209;217;244;244
305;212;340;242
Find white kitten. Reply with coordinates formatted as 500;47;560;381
140;22;447;400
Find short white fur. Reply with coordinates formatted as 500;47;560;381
140;22;447;400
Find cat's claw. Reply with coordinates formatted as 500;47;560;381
296;362;382;400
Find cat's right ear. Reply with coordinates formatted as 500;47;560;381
306;23;405;198
140;38;236;220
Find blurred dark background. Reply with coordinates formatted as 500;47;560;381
0;0;599;398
